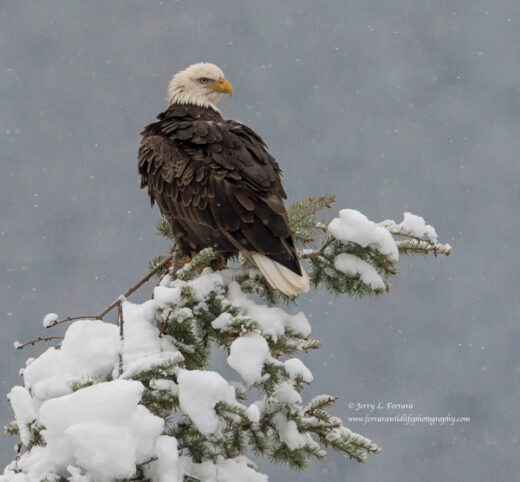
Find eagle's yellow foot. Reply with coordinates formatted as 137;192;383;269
214;256;227;271
208;255;228;272
181;257;192;267
181;255;222;274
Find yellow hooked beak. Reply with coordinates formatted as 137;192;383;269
206;78;233;97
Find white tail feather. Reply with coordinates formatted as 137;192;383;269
248;252;310;296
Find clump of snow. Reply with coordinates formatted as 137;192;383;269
7;387;36;446
328;209;399;261
334;253;385;290
16;380;163;481
67;465;90;481
64;423;139;477
121;300;182;378
272;412;309;450
22;320;120;401
284;311;310;336
284;358;313;383
177;369;237;435
121;351;184;380
227;282;311;339
395;212;438;243
227;333;270;384
13;341;22;349
275;381;302;405
150;378;178;393
23;350;73;401
42;313;58;328
215;456;267;482
151;435;179;482
22;347;69;400
61;320;120;379
245;404;261;423
176;459;216;482
153;285;182;306
211;312;233;330
189;269;226;300
171;456;267;482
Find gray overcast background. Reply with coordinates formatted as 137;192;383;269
1;1;519;480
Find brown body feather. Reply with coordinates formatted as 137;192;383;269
138;104;302;276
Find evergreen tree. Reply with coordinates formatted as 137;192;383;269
2;196;450;481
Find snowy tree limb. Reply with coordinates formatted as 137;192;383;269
3;196;451;481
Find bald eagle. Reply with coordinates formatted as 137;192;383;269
138;63;309;296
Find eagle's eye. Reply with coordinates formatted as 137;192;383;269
198;77;211;84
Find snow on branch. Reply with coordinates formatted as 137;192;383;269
379;213;452;257
298;203;451;298
2;195;451;481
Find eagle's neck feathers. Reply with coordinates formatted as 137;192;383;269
167;75;221;112
168;89;221;112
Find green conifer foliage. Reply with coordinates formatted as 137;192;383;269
3;196;450;481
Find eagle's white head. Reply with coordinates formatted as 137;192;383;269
167;62;233;111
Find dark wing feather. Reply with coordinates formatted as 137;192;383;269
138;105;301;275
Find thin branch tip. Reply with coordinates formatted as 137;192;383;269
15;336;64;351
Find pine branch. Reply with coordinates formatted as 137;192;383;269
304;395;338;416
175;248;218;281
287;194;336;246
6;196;454;480
156;217;175;239
396;239;452;257
379;219;452;257
288;194;336;226
149;255;166;273
5;421;19;437
70;378;99;392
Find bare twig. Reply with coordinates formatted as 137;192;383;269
17;249;179;352
300;237;335;260
45;251;176;331
138;457;158;466
117;300;125;376
46;315;101;328
15;336;64;351
127;457;159;480
98;253;175;319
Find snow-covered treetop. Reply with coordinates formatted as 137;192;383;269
2;196;451;481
